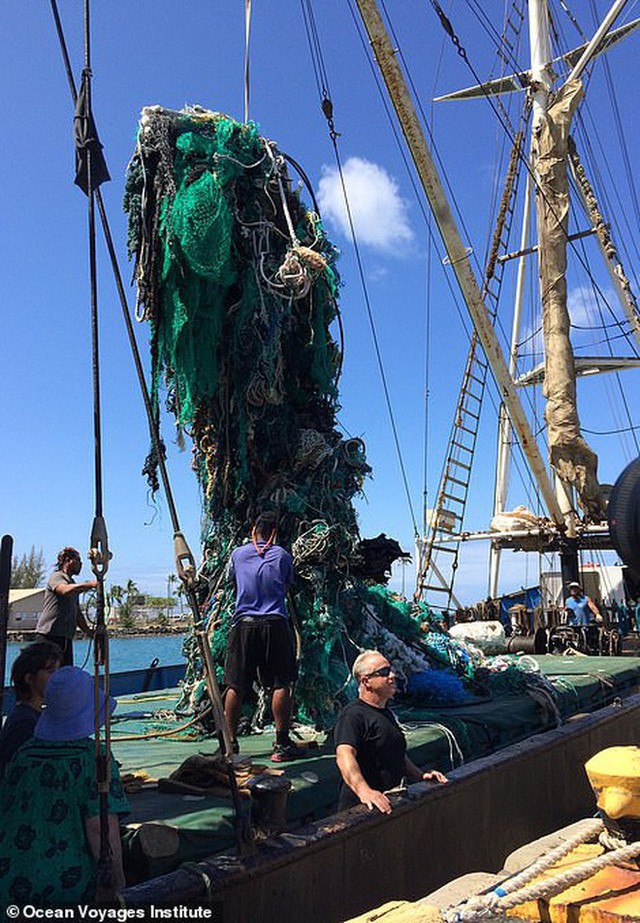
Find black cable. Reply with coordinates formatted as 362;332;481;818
302;6;421;539
426;0;637;341
49;1;191;540
463;0;526;80
583;424;640;435
590;0;640;232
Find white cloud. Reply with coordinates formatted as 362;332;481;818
567;284;602;327
317;157;414;254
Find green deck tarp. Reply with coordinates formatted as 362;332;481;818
111;655;639;883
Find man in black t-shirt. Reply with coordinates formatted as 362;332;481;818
334;650;448;813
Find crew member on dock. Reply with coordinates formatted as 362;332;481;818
565;582;600;626
334;650;448;814
223;512;304;762
35;547;97;665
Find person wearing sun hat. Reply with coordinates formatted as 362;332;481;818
0;667;129;907
565;581;600;626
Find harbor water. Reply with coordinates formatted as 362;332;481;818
3;634;186;685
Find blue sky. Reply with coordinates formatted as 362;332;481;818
1;2;638;601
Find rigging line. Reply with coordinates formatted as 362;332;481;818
387;0;607;396
302;3;420;538
332;141;419;538
378;0;487;282
300;0;325;99
521;328;633;359
571;316;633;331
421;26;448;539
345;0;478;341
351;3;541;521
300;0;324;98
300;0;333;99
370;13;542;512
574;234;640;456
462;0;526;78
346;0;467;316
367;0;531;372
49;0;202;640
575;230;639;404
583;423;640;435
425;0;637;324
613;373;640;455
573;330;637;348
345;0;428;228
244;0;252;123
422;250;432;539
486;380;542;508
595;34;640;234
572;107;640;270
558;0;588;42
79;0;114;900
421;32;451;539
353;37;480;536
571;91;640;263
575;41;640;260
567;171;640;358
49;2;181;536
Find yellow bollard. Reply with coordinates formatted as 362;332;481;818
585;746;640;820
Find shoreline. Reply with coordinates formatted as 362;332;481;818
7;624;189;643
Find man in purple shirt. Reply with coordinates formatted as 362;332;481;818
223;512;304;762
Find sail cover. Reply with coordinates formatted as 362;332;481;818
534;80;604;522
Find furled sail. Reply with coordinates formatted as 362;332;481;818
533;80;604;522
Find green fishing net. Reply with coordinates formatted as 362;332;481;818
124;106;556;727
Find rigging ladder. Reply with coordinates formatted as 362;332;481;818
417;126;526;610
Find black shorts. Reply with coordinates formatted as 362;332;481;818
223;616;297;693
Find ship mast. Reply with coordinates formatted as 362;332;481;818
493;0;579;594
354;0;639;607
491;0;637;594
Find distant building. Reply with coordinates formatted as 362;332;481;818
8;588;45;630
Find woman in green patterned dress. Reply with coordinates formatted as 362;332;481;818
0;667;129;908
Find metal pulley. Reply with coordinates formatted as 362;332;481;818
89;515;112;579
174;530;197;590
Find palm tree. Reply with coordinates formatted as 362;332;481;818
108;580;140;629
167;573;177;617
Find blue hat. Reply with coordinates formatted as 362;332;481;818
35;666;116;741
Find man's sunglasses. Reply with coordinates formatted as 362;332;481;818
364;665;393;679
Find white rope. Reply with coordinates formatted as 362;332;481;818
446;825;640;922
489;818;602;897
497;841;640;909
397;720;464;769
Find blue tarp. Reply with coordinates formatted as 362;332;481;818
499;586;542;630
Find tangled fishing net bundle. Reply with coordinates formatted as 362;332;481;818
124;106;556;728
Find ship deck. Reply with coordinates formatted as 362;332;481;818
112;655;640;886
